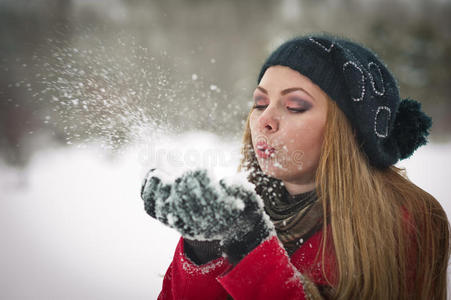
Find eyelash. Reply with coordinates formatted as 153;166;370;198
252;105;306;113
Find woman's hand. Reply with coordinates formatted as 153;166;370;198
140;168;275;263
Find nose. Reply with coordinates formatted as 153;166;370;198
258;107;279;133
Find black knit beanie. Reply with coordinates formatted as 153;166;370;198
257;33;432;169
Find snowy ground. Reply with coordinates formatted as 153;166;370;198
1;131;450;299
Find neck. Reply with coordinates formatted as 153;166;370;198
283;180;316;195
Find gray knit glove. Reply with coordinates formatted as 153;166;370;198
140;168;275;264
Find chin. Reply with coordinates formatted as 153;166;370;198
259;162;313;184
259;165;290;181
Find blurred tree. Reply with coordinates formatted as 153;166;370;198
1;0;450;165
0;0;73;165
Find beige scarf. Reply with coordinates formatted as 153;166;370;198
263;188;323;256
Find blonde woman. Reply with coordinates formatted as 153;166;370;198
141;33;450;299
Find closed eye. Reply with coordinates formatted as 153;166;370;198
252;105;306;113
287;107;307;113
252;105;267;110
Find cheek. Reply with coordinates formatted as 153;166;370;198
249;114;259;138
289;122;325;156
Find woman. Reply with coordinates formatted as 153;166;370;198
141;33;450;299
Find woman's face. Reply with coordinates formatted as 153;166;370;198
249;65;328;192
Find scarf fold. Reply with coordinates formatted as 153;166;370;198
263;188;323;256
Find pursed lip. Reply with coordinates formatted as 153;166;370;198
255;141;276;159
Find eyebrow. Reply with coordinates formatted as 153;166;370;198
256;86;315;101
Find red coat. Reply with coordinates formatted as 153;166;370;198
158;226;336;299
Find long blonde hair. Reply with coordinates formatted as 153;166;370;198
239;96;450;299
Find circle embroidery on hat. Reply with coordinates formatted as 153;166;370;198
368;62;385;96
374;106;391;138
308;37;334;53
343;61;365;102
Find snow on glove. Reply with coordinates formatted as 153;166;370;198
140;168;275;264
140;168;172;222
141;169;222;265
